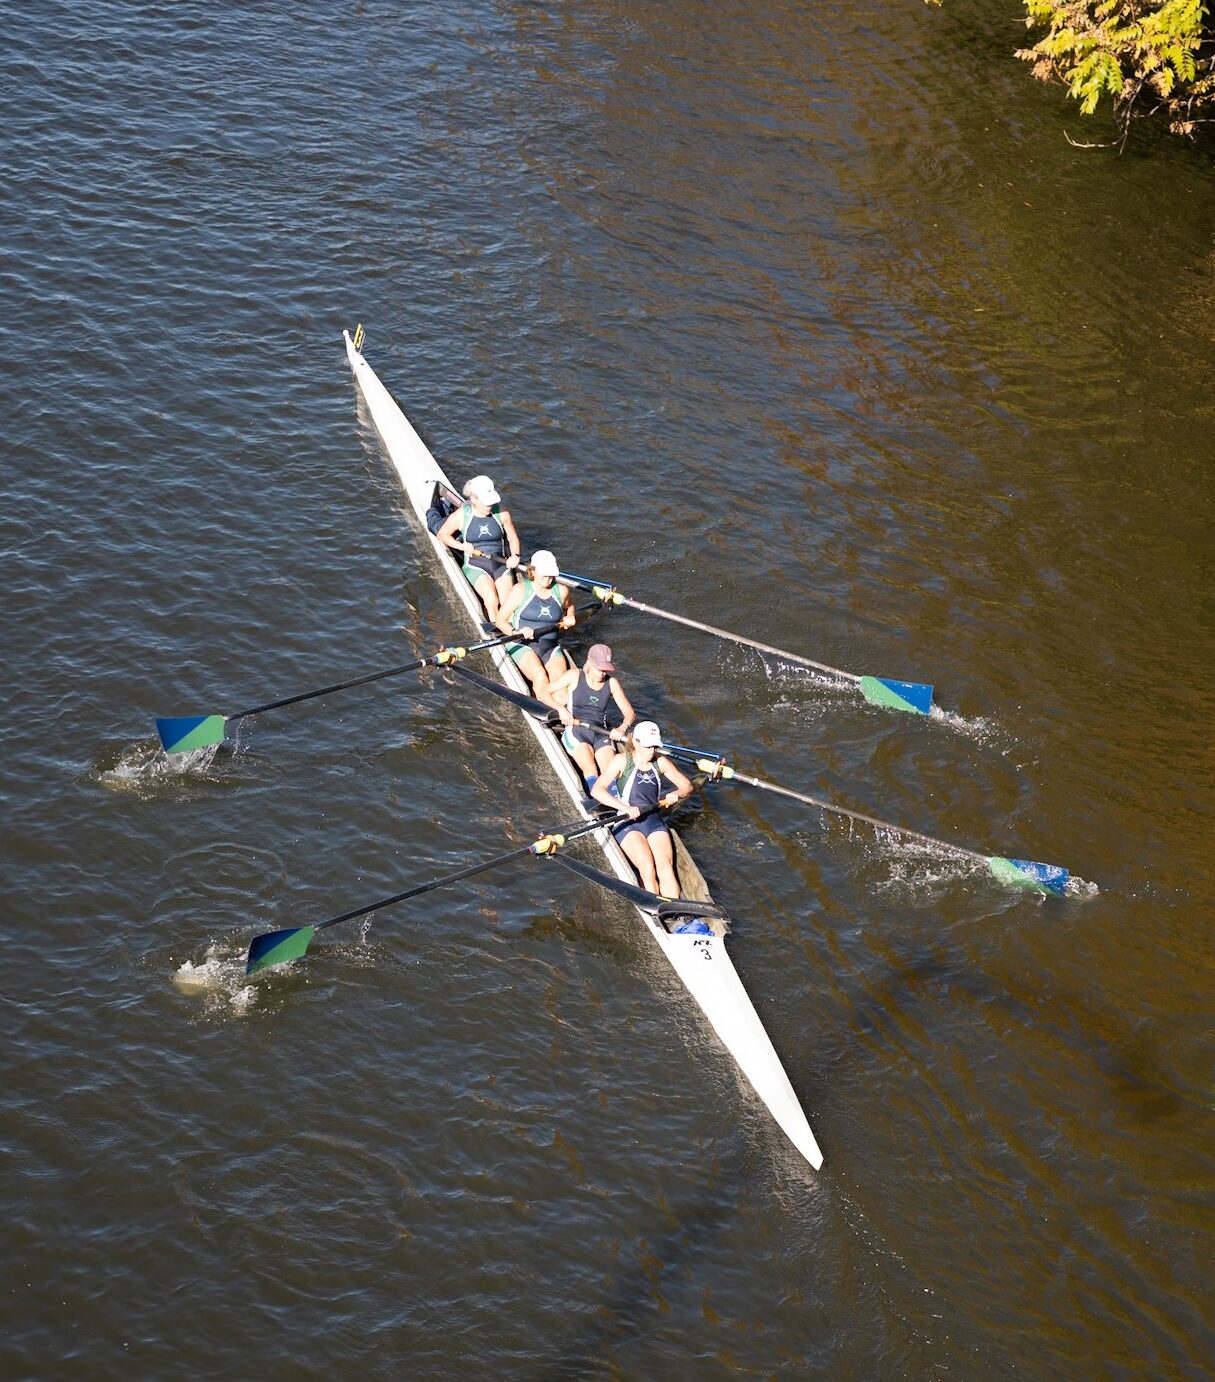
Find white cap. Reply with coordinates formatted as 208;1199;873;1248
465;474;500;505
530;549;559;577
632;721;662;748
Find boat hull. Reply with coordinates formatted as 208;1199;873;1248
343;329;823;1170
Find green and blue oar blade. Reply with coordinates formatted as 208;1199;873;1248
858;676;935;716
986;856;1070;895
156;715;227;754
246;925;317;975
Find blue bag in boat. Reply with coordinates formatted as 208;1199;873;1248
426;484;458;536
670;918;713;935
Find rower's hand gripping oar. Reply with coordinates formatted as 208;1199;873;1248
660;745;1070;895
155;621;571;754
245;805;660;974
558;569;935;716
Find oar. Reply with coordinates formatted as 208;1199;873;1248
558;569;934;716
660;745;1069;894
447;663;561;721
446;663;628;751
246;806;633;974
541;851;727;924
155;622;570;754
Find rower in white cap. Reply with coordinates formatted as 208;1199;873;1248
547;643;636;789
435;474;522;624
496;549;577;700
590;721;694;899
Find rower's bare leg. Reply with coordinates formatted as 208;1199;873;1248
619;831;660;894
649;831;681;900
472;571;501;625
493;569;516;614
592;741;617;777
534;649;569;710
514;647;551;699
567;738;597;782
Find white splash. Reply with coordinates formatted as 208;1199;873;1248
927;703;1008;747
1065;874;1100;899
98;738;221;792
172;943;258;1014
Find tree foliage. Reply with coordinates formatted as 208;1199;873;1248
933;1;1215;137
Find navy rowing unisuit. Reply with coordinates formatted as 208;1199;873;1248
509;577;563;662
460;502;509;582
611;751;669;843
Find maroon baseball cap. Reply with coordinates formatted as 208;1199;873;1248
587;643;616;673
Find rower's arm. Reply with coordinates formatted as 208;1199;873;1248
590;757;624;811
545;667;577;720
657;755;694;807
608;678;635;738
501;511;521;567
558;583;576;629
436;507;467;554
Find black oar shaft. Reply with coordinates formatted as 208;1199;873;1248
314;809;625;934
449;664;555;719
228;654;438;721
448;666;610;738
225;610;584;724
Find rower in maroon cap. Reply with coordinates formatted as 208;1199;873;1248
546;643;636;789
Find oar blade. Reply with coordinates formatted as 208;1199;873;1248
858;677;934;715
986;856;1069;895
156;715;227;754
246;925;317;975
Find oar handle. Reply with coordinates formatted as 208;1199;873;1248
557;572;858;685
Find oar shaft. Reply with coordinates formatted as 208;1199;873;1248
315;842;533;932
226;614;580;724
228;654;436;721
314;808;626;934
626;599;858;684
721;767;988;865
559;573;858;684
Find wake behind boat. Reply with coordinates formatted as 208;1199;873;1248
343;327;824;1171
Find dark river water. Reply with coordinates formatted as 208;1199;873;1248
4;0;1213;1376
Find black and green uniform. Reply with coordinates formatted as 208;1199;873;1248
608;751;669;844
507;577;564;665
459;503;509;587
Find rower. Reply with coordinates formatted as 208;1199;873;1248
496;549;576;699
547;643;635;789
590;720;693;899
435;474;521;625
